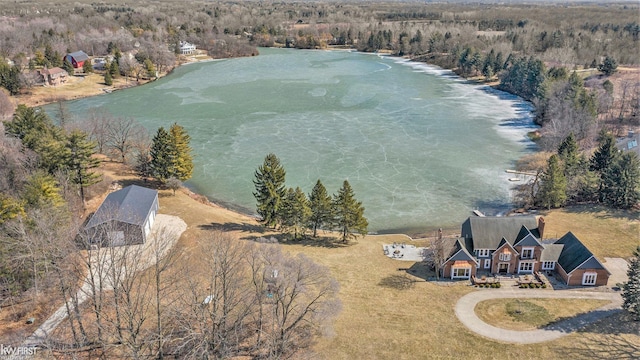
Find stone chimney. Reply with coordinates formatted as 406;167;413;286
537;216;545;239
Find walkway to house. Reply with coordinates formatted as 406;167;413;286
23;214;187;348
455;288;623;344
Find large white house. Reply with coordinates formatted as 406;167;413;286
179;41;196;55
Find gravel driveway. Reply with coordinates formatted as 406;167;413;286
455;288;623;344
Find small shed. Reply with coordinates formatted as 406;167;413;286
65;51;90;69
85;185;159;246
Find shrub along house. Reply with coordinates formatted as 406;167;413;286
440;216;610;286
84;185;159;247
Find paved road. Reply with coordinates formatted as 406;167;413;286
23;214;186;347
455;288;623;344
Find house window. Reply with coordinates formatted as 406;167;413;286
477;249;490;257
521;248;534;259
452;268;470;279
484;259;491;269
541;261;555;270
582;272;597;285
518;262;533;274
499;252;511;261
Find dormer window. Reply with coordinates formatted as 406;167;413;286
521;247;534;259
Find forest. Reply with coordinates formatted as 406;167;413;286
0;0;639;357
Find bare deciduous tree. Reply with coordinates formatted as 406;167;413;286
0;90;14;121
106;116;147;163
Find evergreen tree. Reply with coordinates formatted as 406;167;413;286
601;152;640;209
0;193;24;224
622;246;640;321
82;58;93;73
6;105;67;173
590;132;619;199
308;179;333;238
135;148;153;182
62;58;74;75
21;172;63;208
144;59;156;79
104;70;113;86
598;55;618;76
537;155;567;209
65;130;102;206
253;153;286;228
168;123;193;181
110;60;120;78
280;187;310;240
333;180;368;243
0;63;22;95
150;127;173;182
557;133;580;177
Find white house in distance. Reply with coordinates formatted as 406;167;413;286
84;185;159;246
179;41;196;55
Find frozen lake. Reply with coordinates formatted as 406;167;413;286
55;48;536;233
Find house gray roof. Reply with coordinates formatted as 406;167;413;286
67;51;89;62
513;226;542;247
463;216;539;249
554;232;606;274
540;244;564;262
444;238;477;264
85;185;157;228
495;237;518;254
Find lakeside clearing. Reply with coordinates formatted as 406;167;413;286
106;160;640;359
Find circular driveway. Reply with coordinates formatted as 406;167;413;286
455;288;623;344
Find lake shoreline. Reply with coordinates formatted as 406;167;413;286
37;47;535;238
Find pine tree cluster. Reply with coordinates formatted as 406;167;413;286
253;153;368;242
533;132;640;209
149;123;194;183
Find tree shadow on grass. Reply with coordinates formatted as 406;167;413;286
256;235;353;249
199;222;266;234
404;262;436;282
553;311;640;359
545;204;640;221
378;274;417;290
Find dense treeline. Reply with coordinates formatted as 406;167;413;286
254;153;368;242
0;104;195;295
0;1;637;151
516;131;640;210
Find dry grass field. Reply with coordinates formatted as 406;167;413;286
153;186;640;359
475;298;610;331
22;161;638;359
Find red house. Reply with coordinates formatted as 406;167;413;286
64;51;89;69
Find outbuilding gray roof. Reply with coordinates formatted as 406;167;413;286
67;51;89;61
554;232;606;274
463;216;539;249
86;185;157;228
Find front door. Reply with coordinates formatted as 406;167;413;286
499;263;509;274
